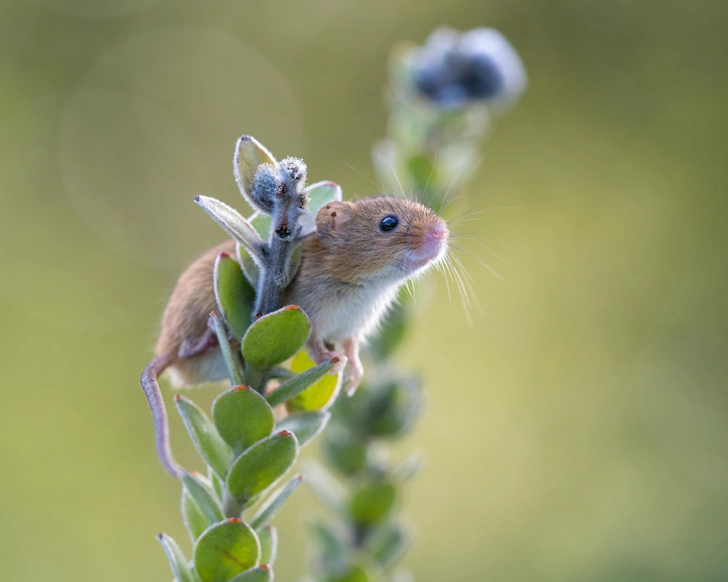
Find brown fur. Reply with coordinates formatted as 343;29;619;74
156;240;236;359
142;195;447;476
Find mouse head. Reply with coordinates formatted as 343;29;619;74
315;195;449;283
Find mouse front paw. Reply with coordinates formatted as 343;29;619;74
344;359;364;397
320;351;348;375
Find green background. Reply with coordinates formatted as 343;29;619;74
1;1;727;580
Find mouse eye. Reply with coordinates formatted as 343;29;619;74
379;215;399;232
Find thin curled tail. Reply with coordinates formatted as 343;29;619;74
140;353;183;478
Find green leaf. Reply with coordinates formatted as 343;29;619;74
258;525;278;566
210;311;245;386
229;565;274;582
309;521;348;573
391;451;424;484
182;472;224;526
325;565;371;582
157;533;200;582
366;522;409;569
182;489;209;542
287;244;303;282
299;181;342;235
249;211;271;238
276;411;330;447
349;483;397;527
287;351;341;412
214;253;255;341
227;431;299;503
212;387;275;456
367;378;422;438
233;135;277;203
237;243;260;288
175;396;232;479
194;519;260;582
250;475;304;530
242;306;311;370
266;359;334;408
195;195;266;264
322;433;368;476
209;466;226;500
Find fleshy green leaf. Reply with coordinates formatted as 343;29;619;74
309;521;348;574
182;472;224;526
227;432;299;503
195;195;265;264
233;135;277;204
250;475;303;530
209;466;226;500
210;311;244;386
391;451;424;484
214;253;255;341
237;243;260;288
322;433;368;476
194;519;260;582
212;387;275;456
182;489;209;542
157;533;200;582
266;360;334;408
349;483;397;527
287;351;341;412
242;306;311;370
258;526;278;566
367;378;422;438
325;565;371;582
175;396;232;479
366;522;409;569
276;411;330;447
230;565;274;582
249;211;271;238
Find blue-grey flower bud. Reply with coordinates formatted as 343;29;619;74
412;27;526;109
251;163;278;214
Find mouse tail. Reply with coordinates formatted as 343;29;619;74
140;353;183;478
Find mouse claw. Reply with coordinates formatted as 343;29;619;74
323;351;347;375
344;360;364;397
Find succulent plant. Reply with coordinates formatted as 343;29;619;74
147;24;525;582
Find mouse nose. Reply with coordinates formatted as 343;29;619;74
425;222;449;243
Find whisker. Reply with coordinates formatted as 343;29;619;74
421;151;438;201
449;236;514;264
451;245;504;282
342;160;381;190
390;165;406;197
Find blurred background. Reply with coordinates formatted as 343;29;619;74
1;0;727;580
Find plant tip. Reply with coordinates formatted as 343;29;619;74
228;517;243;523
233;385;250;391
278;430;293;437
259;564;270;570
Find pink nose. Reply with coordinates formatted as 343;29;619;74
425;222;448;242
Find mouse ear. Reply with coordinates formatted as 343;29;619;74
316;201;351;241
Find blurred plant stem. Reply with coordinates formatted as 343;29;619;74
304;27;525;582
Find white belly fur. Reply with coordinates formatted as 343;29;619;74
316;281;401;344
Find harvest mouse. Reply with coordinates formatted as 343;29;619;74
141;195;449;476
